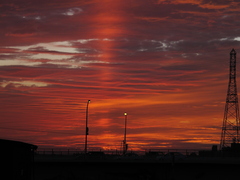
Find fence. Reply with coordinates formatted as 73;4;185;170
35;148;203;156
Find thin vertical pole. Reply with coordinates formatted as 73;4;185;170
84;100;90;154
123;112;128;154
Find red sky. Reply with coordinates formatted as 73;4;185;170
1;0;240;151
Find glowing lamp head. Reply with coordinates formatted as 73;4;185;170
88;100;91;103
124;112;127;116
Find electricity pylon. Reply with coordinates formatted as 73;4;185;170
220;49;240;149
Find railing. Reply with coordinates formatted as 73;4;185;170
36;149;81;155
35;148;204;156
147;149;202;156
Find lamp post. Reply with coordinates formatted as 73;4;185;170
84;100;90;154
123;112;128;155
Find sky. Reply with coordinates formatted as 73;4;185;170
1;0;240;151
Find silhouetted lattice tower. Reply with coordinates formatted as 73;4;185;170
220;49;240;149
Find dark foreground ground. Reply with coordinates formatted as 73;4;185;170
34;156;240;180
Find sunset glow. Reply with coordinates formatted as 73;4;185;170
1;0;240;151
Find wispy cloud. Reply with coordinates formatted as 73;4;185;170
0;80;49;88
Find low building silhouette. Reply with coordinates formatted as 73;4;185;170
0;139;37;180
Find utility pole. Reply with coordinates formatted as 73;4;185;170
220;49;240;149
123;112;128;155
84;100;90;154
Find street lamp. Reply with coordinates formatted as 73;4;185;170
84;100;90;154
123;112;128;155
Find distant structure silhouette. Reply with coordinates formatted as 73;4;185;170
220;49;240;149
